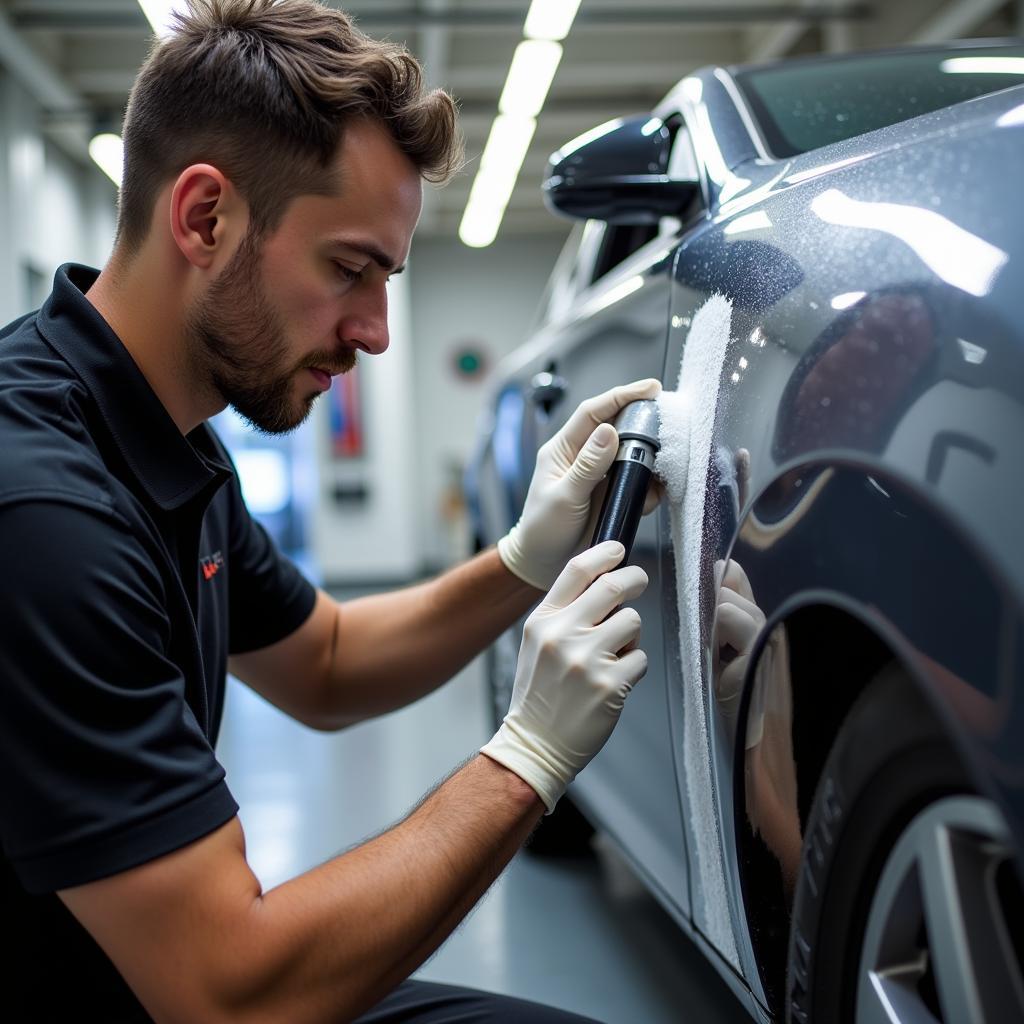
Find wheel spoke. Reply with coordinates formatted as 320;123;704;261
917;808;1022;1023
917;821;983;1021
859;960;931;1024
856;797;1023;1024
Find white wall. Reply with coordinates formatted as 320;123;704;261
310;269;422;583
408;233;568;571
0;73;117;323
310;232;568;583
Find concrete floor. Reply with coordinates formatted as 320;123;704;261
217;650;750;1023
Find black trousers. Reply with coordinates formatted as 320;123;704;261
354;980;601;1023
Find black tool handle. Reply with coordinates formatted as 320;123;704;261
591;459;652;563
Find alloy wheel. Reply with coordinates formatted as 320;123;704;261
856;795;1024;1023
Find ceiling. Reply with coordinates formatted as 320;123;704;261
1;0;1021;240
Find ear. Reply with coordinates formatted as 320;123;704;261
168;164;245;270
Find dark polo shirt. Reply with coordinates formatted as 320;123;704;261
0;265;317;1020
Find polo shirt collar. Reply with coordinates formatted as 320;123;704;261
36;264;231;511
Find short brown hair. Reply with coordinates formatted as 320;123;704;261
116;0;461;254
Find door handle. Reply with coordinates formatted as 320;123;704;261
528;371;568;412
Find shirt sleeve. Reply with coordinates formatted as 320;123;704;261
222;469;318;655
0;500;238;894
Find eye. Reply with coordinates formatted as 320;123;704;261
334;262;362;283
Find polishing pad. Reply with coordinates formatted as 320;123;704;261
655;293;740;968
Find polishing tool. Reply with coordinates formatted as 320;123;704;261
591;399;661;562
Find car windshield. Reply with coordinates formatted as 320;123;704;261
734;44;1024;157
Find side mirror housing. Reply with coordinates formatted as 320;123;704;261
542;114;698;225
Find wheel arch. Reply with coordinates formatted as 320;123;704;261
723;459;1024;1013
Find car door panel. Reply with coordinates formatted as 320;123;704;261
513;237;691;914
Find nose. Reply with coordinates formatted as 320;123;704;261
339;281;389;355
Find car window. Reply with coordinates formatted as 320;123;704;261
734;44;1024;157
535;220;608;326
590;222;661;283
536;222;585;326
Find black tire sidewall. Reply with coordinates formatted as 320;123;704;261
786;668;973;1024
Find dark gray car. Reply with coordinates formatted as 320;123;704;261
467;41;1024;1024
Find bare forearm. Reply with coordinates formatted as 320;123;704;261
235;755;541;1023
325;548;539;725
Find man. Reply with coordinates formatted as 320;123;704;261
0;2;659;1021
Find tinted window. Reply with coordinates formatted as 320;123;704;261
591;222;659;283
735;45;1024;157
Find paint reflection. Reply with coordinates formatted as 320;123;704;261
713;561;801;896
811;188;1008;297
774;290;938;465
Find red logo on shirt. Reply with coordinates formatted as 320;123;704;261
200;551;224;581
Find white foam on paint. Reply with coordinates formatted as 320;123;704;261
654;293;740;969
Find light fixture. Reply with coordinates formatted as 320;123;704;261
137;0;187;37
459;115;538;248
459;2;581;247
524;0;582;41
89;133;124;186
498;40;563;118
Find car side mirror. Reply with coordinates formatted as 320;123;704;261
542;114;698;225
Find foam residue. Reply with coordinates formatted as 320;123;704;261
654;293;740;968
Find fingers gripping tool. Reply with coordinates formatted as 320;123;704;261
590;400;661;562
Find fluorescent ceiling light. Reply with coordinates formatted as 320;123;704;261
524;0;582;41
479;114;537;179
499;40;563;118
459;181;508;249
460;2;577;247
459;115;537;248
940;56;1024;75
89;133;124;186
137;0;188;37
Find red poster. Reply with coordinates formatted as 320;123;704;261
328;368;363;458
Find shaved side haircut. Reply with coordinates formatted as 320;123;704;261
116;0;461;254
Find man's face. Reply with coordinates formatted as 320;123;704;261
187;118;422;434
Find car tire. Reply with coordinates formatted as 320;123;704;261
486;629;594;858
786;666;1023;1023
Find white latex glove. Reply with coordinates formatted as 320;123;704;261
713;558;766;730
497;379;662;590
481;541;649;812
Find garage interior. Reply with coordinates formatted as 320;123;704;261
2;1;1021;1021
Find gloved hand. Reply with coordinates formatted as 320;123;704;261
497;379;662;591
481;541;649;812
713;558;767;731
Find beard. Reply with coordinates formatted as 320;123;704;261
186;230;356;435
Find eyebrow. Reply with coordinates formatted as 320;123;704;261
327;238;406;275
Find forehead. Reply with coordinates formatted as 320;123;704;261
279;119;422;264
